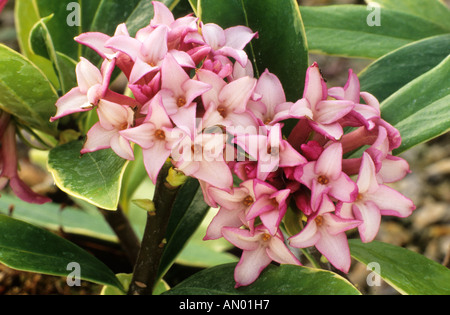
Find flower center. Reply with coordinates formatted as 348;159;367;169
191;144;202;155
242;195;254;207
267;146;279;156
261;233;271;242
264;118;272;125
315;215;324;227
356;193;364;201
155;129;166;140
217;105;227;118
317;175;329;185
177;97;187;108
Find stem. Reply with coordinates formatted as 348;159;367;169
300;248;322;269
127;163;182;295
100;206;141;266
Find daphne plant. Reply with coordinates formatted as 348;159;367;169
0;0;449;296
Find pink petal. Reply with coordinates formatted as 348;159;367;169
234;247;272;288
150;1;175;26
51;88;90;121
315;142;343;180
204;207;246;240
105;35;142;61
76;57;103;93
303;63;326;107
324;213;361;236
377;155;410;183
142;140;171;183
221;227;260;251
353;202;381;243
140;25;169;62
120;123;156;149
329;173;358;203
224;26;256;50
366;185;415;218
267;236;301;266
315;230;352;273
219;76;256;113
357;153;379;194
110;134;134;160
202;23;226;50
129;57;159;84
75;32;114;59
289;219;320;248
314;100;354;124
81;122;116;154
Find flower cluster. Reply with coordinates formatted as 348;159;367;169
52;2;415;288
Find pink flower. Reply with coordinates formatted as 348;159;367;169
196;69;258;130
244;179;291;236
120;94;185;183
338;153;415;243
247;69;311;126
328;69;380;130
234;124;307;181
290;63;354;140
159;53;211;137
187;23;257;68
81;100;135;160
204;180;257;240
289;193;361;273
51;58;116;121
294;142;358;208
171;129;233;190
222;225;301;288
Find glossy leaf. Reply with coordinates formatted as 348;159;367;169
0;193;118;243
0;44;59;135
359;34;450;102
157;178;211;278
349;239;450;295
0;214;123;290
366;0;450;31
175;209;238;268
164;263;361;295
29;15;78;94
14;0;59;86
47;140;129;210
301;5;449;59
380;55;450;154
242;0;309;102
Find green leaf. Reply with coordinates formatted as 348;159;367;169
0;44;59;136
0;193;118;243
14;0;59;87
380;55;450;154
175;209;238;268
301;5;449;59
47;140;129;210
125;0;181;37
241;0;309;102
366;0;450;31
197;0;245;29
0;214;123;290
349;239;450;295
157;178;211;278
359;34;450;103
29;15;78;94
164;263;361;295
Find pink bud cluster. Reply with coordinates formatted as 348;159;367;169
52;2;415;288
